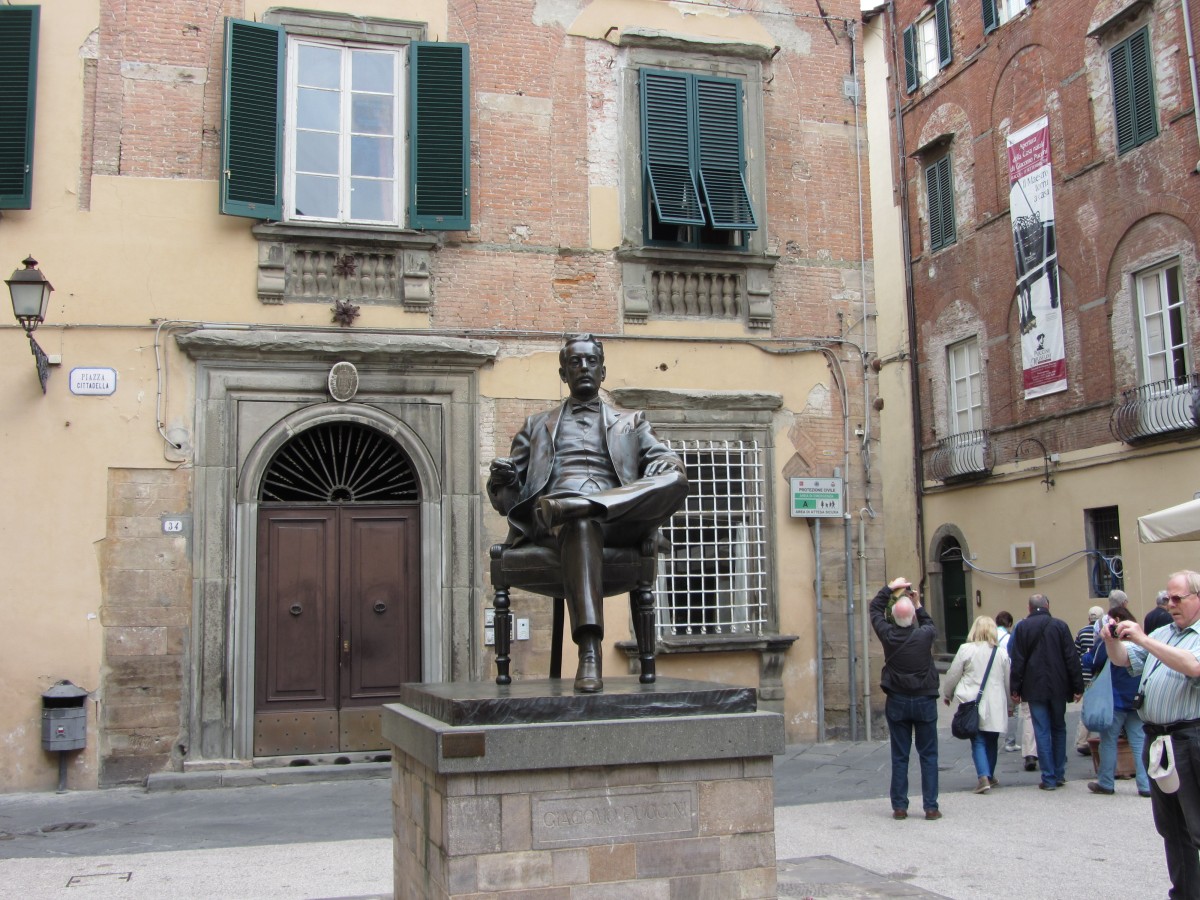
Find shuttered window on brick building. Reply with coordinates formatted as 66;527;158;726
0;5;39;210
221;17;469;230
925;153;956;253
640;68;757;251
903;0;951;94
1110;27;1158;155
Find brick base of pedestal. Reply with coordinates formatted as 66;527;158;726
383;680;783;899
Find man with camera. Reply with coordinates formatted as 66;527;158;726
1103;570;1200;898
1009;593;1084;791
870;576;940;820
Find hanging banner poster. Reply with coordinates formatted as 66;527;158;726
1008;116;1066;399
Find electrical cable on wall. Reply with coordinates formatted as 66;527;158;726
941;548;1123;585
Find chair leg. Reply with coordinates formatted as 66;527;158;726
550;597;564;680
494;586;512;686
631;585;657;684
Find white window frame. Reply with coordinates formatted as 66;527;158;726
284;36;405;226
998;0;1028;26
1136;261;1190;388
655;439;769;639
947;338;983;434
916;14;940;84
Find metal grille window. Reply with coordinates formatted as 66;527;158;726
655;439;768;638
1086;506;1124;597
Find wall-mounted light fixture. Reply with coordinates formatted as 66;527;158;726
6;256;53;393
1015;437;1056;491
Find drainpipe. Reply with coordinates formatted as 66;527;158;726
845;503;857;741
859;508;873;740
1181;0;1200;171
815;519;825;742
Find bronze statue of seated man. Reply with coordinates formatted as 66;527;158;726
487;334;688;692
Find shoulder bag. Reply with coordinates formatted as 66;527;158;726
1080;657;1114;732
951;646;998;740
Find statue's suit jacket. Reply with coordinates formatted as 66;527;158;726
487;400;683;546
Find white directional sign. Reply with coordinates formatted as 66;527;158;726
790;477;843;518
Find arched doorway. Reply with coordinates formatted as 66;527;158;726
939;537;970;653
254;421;421;756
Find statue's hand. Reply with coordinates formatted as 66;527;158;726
644;457;681;477
489;457;519;486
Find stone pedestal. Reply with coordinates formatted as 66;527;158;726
383;677;784;899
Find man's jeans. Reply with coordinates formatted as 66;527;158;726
1097;707;1149;793
885;693;939;812
1028;697;1068;786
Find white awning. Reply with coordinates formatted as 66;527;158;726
1138;498;1200;544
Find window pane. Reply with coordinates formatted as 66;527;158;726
352;50;393;93
350;178;393;222
1147;351;1168;382
351;136;392;177
297;86;339;132
297;44;340;90
293;173;338;218
1140;271;1163;313
296;131;338;175
351;94;393;135
1145;315;1165;355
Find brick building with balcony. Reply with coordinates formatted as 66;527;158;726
868;0;1200;652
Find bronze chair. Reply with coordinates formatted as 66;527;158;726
488;535;665;686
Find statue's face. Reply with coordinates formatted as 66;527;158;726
559;340;605;401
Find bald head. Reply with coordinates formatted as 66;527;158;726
1029;593;1049;612
893;597;916;627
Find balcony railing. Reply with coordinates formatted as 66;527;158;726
1109;373;1200;444
928;429;991;483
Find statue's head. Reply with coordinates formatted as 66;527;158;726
559;334;606;401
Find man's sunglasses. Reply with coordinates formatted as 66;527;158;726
1166;591;1199;604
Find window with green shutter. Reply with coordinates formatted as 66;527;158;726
1110;27;1158;155
220;17;469;231
640;68;756;250
926;154;956;253
902;1;951;96
0;5;39;210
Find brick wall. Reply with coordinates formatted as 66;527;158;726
892;0;1200;458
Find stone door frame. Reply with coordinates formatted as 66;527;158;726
177;330;498;763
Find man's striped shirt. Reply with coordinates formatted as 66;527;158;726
1126;621;1200;725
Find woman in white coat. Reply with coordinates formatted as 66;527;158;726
942;616;1012;793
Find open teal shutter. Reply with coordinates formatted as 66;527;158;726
982;0;999;35
0;6;38;210
1128;28;1158;149
1110;39;1134;153
409;42;470;231
938;156;956;247
220;18;283;219
695;76;756;231
935;0;952;69
902;26;918;94
641;69;705;227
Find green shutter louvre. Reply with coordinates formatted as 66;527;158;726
927;156;955;252
1111;29;1157;155
1129;29;1158;148
220;18;283;219
982;0;999;35
903;26;918;94
695;76;756;231
0;6;39;209
935;0;953;69
409;42;470;231
641;70;705;227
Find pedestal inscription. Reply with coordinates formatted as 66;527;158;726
532;785;696;848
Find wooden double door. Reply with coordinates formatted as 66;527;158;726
254;505;420;756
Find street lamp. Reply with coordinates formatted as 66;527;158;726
6;256;53;393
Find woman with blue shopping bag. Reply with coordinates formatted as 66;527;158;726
1081;605;1151;797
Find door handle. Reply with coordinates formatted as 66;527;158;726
373;602;387;614
289;604;302;616
342;639;350;654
